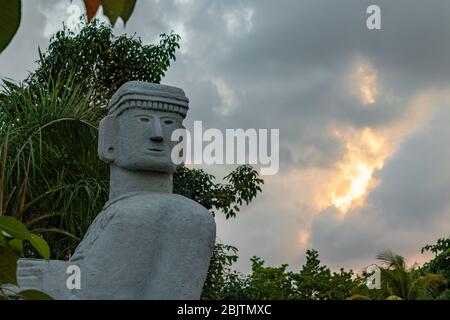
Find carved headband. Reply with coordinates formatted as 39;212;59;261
108;81;189;118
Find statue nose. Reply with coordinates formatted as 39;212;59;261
150;119;164;142
150;135;163;142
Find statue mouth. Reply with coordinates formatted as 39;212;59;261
147;148;165;153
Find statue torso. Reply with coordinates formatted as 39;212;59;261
71;191;213;263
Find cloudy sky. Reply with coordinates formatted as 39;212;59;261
2;0;450;273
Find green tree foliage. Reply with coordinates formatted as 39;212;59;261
203;245;450;300
376;251;446;300
174;165;263;219
202;249;359;300
347;250;448;300
246;257;294;299
27;19;180;107
201;243;248;300
421;238;450;282
292;250;356;300
420;238;450;299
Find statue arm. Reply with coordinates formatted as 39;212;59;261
15;259;79;300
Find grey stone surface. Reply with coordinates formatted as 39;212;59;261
15;82;216;300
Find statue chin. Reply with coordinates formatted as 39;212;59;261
115;157;176;174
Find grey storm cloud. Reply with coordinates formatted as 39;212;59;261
156;0;450;170
1;0;450;272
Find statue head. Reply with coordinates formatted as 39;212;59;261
98;81;188;174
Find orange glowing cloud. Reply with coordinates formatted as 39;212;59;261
315;83;446;214
354;62;378;105
315;127;389;213
331;128;387;212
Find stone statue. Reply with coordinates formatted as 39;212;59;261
13;82;216;299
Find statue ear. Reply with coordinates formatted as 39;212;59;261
98;116;117;163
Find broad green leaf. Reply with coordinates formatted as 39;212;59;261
120;0;137;25
0;245;18;285
29;233;50;260
101;0;136;26
7;238;23;255
0;216;31;240
101;0;122;25
0;0;21;53
18;289;54;300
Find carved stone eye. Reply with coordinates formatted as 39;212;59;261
139;117;150;123
164;119;175;125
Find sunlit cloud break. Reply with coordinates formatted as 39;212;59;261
314;62;384;213
355;63;378;105
314;128;388;213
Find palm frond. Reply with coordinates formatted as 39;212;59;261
0;72;108;259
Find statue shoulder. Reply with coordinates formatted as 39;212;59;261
106;192;213;221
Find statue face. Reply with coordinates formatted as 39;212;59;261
114;108;183;173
